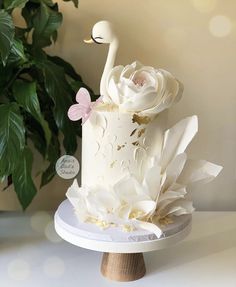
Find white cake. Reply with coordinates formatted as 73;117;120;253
66;21;222;237
82;108;167;187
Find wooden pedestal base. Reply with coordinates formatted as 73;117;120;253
101;252;146;282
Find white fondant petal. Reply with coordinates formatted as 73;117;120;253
178;159;223;186
157;187;187;211
120;91;157;112
160;116;198;172
160;199;194;218
66;179;82;206
107;65;123;83
114;176;137;203
162;153;187;191
117;205;132;220
120;62;137;79
135;220;163;238
143;165;161;201
107;77;121;105
131;200;156;218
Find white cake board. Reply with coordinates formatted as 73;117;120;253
54;200;192;281
55;200;192;254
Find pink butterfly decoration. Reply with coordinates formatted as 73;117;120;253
68;88;102;124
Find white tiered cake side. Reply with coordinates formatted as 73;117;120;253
82;107;167;187
65;20;222;239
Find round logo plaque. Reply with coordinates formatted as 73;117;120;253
56;155;80;179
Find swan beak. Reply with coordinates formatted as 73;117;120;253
84;38;94;44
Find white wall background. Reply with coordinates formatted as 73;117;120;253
1;0;236;211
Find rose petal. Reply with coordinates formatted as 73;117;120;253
107;77;121;105
120;91;157;112
106;62;183;115
120;61;144;80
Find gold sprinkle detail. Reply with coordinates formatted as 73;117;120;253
122;225;135;232
117;144;125;151
110;160;117;168
132;114;151;125
156;216;173;227
132;141;139;146
138;128;146;138
130;129;137;137
86;218;110;229
129;210;145;219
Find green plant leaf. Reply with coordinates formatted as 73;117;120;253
0;64;12;96
13;80;51;147
48;55;82;81
62;0;79;8
29;0;54;6
21;2;38;29
42;0;54;6
2;175;13;191
27;126;47;158
41;134;60;187
12;147;37;210
0;0;83;210
37;60;77;154
7;38;27;64
15;27;29;41
4;0;29;10
0;103;25;176
0;10;15;65
32;3;62;48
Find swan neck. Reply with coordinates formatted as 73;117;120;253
104;38;119;75
100;38;119;99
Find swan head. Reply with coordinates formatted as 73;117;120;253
84;21;117;44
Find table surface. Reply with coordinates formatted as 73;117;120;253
0;211;236;287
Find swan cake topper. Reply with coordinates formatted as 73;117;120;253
66;21;222;238
68;21;183;123
84;21;119;104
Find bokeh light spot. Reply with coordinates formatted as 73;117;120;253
209;15;232;37
43;256;65;278
8;259;30;281
191;0;217;13
45;221;62;243
30;211;52;233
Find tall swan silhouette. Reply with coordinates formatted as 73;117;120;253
84;21;119;102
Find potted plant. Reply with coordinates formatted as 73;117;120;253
0;0;92;209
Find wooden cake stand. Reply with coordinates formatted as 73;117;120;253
54;200;192;282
